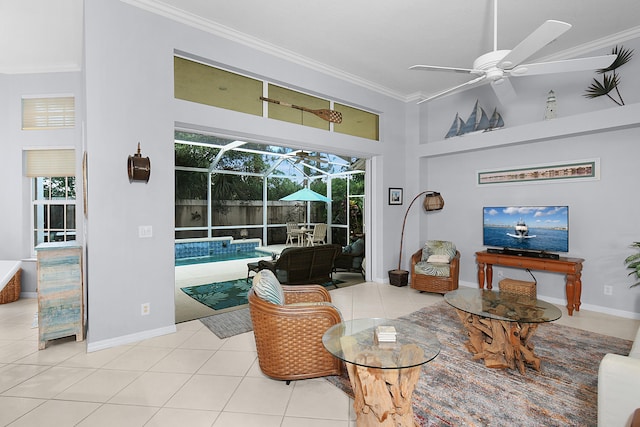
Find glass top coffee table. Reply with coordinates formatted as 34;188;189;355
444;288;562;374
323;318;440;426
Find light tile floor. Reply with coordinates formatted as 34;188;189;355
1;282;638;426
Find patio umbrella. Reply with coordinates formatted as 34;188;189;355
280;188;331;228
280;188;331;203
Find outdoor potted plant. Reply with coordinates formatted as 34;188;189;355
624;242;640;287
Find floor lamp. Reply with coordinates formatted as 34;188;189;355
389;191;444;286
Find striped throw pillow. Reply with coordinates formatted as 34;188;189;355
252;269;284;305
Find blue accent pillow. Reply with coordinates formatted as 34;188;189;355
342;238;364;255
252;269;284;305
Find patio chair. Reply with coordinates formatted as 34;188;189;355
306;223;327;246
248;270;342;383
334;236;365;278
258;244;340;285
285;222;300;245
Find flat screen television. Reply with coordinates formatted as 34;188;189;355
483;206;569;254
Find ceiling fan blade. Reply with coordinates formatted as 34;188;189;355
417;75;487;104
509;54;617;76
490;77;517;104
410;64;478;74
498;20;572;70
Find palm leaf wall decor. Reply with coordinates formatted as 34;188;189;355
584;45;633;106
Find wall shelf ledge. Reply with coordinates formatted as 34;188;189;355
419;102;640;158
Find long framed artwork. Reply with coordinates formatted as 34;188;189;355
389;188;403;205
477;158;600;186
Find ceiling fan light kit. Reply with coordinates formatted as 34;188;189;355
411;0;618;104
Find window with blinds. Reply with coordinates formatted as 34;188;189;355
24;149;76;177
24;148;77;251
174;55;379;140
22;96;75;130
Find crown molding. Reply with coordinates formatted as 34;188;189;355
122;1;640;105
122;0;407;101
0;63;81;75
538;26;640;61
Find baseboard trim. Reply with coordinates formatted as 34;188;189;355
87;324;177;353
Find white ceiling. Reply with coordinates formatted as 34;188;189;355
3;0;640;101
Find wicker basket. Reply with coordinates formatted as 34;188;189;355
0;269;21;304
499;278;536;298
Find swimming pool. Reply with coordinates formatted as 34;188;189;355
175;249;272;266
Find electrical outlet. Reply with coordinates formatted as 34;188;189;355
603;285;613;296
141;303;150;315
138;225;153;238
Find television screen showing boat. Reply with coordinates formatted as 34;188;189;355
483;206;569;253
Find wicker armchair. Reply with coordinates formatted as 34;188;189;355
248;284;342;382
410;245;460;294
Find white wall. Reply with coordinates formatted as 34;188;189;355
0;72;84;293
418;38;640;318
83;0;408;349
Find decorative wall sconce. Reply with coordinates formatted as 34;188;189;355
128;143;150;183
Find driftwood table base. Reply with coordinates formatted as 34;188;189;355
454;309;540;374
342;339;424;426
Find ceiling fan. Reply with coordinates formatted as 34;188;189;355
410;0;617;104
288;150;328;164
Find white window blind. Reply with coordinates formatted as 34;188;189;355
22;96;75;130
25;149;76;177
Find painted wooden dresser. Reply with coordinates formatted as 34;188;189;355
36;242;84;350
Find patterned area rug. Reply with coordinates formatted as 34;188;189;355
181;279;253;311
326;301;632;426
200;308;253;339
182;278;345;311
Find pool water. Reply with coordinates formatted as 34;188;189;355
175;250;272;266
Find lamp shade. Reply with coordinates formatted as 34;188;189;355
423;192;444;211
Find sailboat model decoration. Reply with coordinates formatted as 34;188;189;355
445;100;504;138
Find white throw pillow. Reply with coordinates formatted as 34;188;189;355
252;269;284;305
427;254;450;264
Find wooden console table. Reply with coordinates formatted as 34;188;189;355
475;251;584;316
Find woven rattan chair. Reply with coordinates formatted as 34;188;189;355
410;249;460;294
258;244;340;285
248;284;342;383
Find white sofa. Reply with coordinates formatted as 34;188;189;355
598;326;640;427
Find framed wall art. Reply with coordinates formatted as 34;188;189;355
389;188;403;205
477;159;600;186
